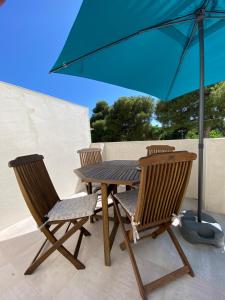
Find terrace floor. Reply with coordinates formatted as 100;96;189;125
0;197;225;300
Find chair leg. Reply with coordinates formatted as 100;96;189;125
109;205;119;251
65;222;71;233
126;185;132;191
74;231;84;258
80;226;91;236
120;230;133;251
27;223;65;268
86;183;95;223
24;218;88;275
113;199;147;300
71;220;91;237
86;182;92;194
167;226;194;277
143;227;194;294
113;199;194;299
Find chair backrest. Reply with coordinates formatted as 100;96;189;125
8;154;60;226
77;148;102;167
146;145;175;156
135;151;196;227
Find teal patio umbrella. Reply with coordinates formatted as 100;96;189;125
50;0;225;246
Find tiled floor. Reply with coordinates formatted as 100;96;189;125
0;198;225;300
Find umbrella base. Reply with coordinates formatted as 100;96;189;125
180;210;224;248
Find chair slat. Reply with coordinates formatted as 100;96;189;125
77;148;102;167
146;145;175;156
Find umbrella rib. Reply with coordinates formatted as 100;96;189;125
165;20;198;100
206;10;225;14
205;15;225;19
189;18;225;48
201;0;211;10
50;13;195;73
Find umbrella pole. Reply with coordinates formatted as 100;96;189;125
180;11;224;248
197;15;204;223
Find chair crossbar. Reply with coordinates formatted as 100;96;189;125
25;217;89;275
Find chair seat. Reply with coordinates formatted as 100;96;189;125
47;193;98;222
92;182;101;193
114;189;138;216
92;182;101;188
95;194;113;209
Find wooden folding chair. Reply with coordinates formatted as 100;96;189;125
9;154;97;275
77;148;102;194
78;148;102;167
77;148;113;222
112;151;196;300
146;144;175;156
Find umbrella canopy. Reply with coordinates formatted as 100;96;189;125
51;0;225;101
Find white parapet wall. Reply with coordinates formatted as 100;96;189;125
204;138;225;214
0;81;91;230
92;139;225;215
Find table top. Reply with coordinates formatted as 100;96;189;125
74;160;140;185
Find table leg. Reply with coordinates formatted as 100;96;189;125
101;183;111;266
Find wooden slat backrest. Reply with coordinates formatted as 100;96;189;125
135;151;196;226
77;148;102;167
9;154;60;226
146;145;175;156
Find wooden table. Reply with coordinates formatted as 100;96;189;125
74;160;140;266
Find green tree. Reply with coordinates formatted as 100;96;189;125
90;96;154;142
149;125;165;140
206;82;225;136
209;129;223;138
155;91;199;138
90;101;110;142
90;101;109;124
186;129;198;139
155;82;225;139
105;96;154;141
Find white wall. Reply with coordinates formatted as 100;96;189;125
92;139;225;215
0;81;91;230
204;139;225;213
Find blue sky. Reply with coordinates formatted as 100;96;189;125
0;0;152;116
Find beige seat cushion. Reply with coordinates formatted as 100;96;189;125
47;193;98;221
114;189;138;216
